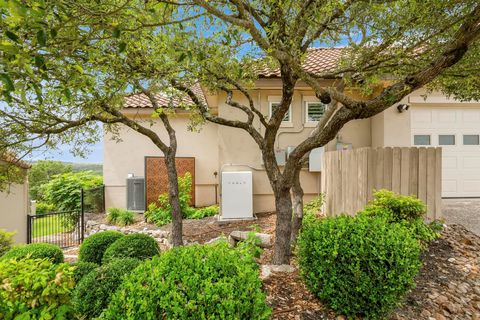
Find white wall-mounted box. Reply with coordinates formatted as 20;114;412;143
221;171;253;220
309;147;325;172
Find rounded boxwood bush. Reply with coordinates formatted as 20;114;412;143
102;233;159;263
71;261;98;283
72;257;140;319
79;231;124;264
0;243;64;263
101;242;271;319
298;215;422;319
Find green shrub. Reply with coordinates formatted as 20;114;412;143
72;261;98;283
42;171;103;212
107;208;135;226
0;229;15;257
101;242;271;319
35;202;55;215
0;258;75;319
188;204;219;219
359;190;440;245
365;189;426;221
102;233;159;263
79;231;124;264
1;243;64;263
145;173;218;226
72;258;140;319
298;215;422;319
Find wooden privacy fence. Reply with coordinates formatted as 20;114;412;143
321;147;442;220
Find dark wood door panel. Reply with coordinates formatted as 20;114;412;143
144;157;195;208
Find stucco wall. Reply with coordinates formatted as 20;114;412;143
103;116;219;209
216;83;371;212
104;81;377;213
0;174;29;243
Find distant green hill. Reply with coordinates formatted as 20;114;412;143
70;163;103;175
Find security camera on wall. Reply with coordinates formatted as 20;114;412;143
397;104;410;113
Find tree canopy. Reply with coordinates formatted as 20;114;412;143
1;0;479;263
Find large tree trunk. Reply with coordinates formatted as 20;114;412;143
164;153;183;247
272;186;293;265
290;167;304;245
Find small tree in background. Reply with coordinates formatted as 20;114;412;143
28;160;72;200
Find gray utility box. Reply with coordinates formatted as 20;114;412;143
126;177;145;211
309;147;325;172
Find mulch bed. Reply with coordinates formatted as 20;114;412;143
69;213;480;319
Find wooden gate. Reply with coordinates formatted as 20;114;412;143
144;157;195;207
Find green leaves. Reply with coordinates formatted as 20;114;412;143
0;257;75;319
36;29;46;47
0;73;15;92
5;30;19;43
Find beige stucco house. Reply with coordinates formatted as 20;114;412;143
104;48;480;212
0;156;30;243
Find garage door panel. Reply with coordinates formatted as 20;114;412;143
463;157;480;168
412;110;432;123
442;180;457;193
464;180;480;192
462;110;480;122
412;106;480;197
437;110;456;123
442;156;458;169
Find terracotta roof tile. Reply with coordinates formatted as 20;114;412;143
124;83;206;109
124;48;345;108
0;153;31;169
257;47;345;77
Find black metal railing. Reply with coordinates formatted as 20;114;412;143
27;210;84;248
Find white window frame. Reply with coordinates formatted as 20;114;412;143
268;97;292;127
303;96;326;127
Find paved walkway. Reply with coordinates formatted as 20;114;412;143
442;199;480;236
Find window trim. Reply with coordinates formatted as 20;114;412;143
269;101;292;125
305;101;326;125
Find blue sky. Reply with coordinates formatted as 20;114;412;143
29;139;103;163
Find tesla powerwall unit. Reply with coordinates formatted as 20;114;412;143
220;171;253;220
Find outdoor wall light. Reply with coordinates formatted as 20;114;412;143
397;104;410;113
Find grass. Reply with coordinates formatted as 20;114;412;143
32;215;71;238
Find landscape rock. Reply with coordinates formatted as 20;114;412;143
228;230;272;248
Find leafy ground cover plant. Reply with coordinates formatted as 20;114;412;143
102;233;159;263
0;257;75;319
0;243;64;263
107;208;135;226
298;214;421;319
145;173;219;226
72;257;140;319
0;229;14;257
101;242;271;319
78;230;124;264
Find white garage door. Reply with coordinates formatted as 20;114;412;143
411;107;480;198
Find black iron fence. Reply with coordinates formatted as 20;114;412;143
82;185;105;214
26;185;105;247
27;210;84;248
